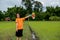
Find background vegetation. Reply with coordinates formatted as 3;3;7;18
0;0;60;21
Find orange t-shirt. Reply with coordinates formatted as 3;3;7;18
16;18;25;30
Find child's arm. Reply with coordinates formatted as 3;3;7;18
24;15;32;19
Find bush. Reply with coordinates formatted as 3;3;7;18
11;17;16;21
49;16;60;21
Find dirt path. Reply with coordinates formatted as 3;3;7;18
29;25;39;40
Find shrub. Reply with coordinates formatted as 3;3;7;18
49;16;60;21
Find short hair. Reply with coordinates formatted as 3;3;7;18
16;13;23;18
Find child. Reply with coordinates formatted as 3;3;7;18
16;13;32;40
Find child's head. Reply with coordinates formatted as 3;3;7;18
16;13;20;18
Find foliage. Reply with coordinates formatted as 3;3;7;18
0;11;5;21
0;0;60;21
49;16;60;21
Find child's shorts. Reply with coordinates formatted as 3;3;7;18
16;29;23;37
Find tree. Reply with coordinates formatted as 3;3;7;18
22;0;34;14
55;6;60;16
0;11;5;21
4;5;26;21
33;1;43;12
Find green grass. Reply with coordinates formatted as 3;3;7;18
0;21;60;40
0;21;31;40
29;21;60;40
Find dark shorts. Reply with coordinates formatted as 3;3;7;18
16;29;23;37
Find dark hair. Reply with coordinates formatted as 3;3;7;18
16;13;23;18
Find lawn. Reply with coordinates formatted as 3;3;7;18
0;21;31;40
0;21;60;40
29;21;60;40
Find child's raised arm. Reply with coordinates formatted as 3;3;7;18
24;15;32;19
24;12;35;19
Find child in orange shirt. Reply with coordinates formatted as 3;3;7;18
16;13;32;40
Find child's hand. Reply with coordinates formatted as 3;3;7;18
32;12;35;19
16;29;18;32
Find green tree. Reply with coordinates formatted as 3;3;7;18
4;5;26;21
22;0;34;14
46;7;55;16
0;11;5;21
33;1;43;12
55;6;60;16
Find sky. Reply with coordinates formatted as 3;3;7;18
0;0;60;11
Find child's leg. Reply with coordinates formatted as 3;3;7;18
17;37;19;40
19;37;22;40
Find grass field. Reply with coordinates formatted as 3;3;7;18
0;21;60;40
29;21;60;40
0;21;31;40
